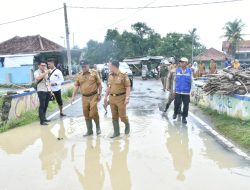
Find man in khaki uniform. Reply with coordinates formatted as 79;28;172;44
198;62;206;77
71;60;102;136
104;61;131;138
209;59;217;74
164;61;177;112
160;63;168;91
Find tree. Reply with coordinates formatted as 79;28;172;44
83;40;102;64
159;32;205;61
223;19;245;58
105;29;120;42
82;22;206;63
131;22;156;56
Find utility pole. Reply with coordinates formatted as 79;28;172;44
64;3;72;77
191;28;197;64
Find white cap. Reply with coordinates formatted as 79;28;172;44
180;57;189;63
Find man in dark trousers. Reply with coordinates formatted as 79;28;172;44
173;57;193;124
34;62;51;125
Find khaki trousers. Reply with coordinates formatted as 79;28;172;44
110;95;128;123
82;95;99;121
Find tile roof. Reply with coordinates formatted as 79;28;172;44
0;35;65;55
194;48;228;61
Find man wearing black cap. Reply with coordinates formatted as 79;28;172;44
71;60;102;136
104;61;131;138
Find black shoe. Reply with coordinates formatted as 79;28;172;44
182;117;187;124
60;113;66;117
44;119;51;122
173;114;177;119
40;122;48;126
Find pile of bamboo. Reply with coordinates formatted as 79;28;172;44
202;69;250;95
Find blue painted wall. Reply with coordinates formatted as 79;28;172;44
0;65;33;84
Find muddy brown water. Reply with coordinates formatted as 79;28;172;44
0;79;250;190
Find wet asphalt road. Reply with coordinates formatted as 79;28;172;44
0;78;250;190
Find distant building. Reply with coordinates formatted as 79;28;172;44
222;40;250;63
194;48;229;69
0;35;65;84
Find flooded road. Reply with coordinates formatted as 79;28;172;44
0;79;250;190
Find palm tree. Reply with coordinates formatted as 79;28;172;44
223;19;245;58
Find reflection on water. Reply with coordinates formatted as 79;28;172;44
39;123;67;180
74;138;105;190
0;124;40;154
108;138;131;190
166;123;193;181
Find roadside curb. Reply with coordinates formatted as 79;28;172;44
47;97;81;120
189;111;250;161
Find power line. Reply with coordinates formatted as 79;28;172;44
68;0;244;10
80;0;158;58
0;7;63;27
97;0;158;32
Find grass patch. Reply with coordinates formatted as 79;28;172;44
0;96;3;110
0;88;74;133
0;110;38;133
0;84;32;89
200;106;250;151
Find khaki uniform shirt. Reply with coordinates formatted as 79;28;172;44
108;71;130;94
209;62;217;74
75;69;101;94
198;64;206;76
166;68;176;92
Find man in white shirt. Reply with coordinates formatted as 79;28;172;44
47;59;66;117
34;62;51;125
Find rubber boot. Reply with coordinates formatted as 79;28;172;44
164;103;170;112
110;120;120;138
83;120;93;137
124;121;130;135
95;119;101;135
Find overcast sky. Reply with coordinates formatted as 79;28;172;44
0;0;249;51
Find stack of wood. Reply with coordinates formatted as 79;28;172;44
202;69;250;95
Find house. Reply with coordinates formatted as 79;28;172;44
0;35;65;84
222;40;250;63
194;48;228;69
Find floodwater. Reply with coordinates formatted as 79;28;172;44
0;79;250;190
